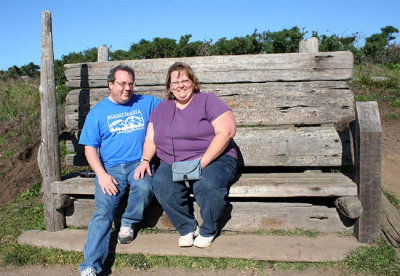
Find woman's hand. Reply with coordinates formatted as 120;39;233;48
134;161;152;180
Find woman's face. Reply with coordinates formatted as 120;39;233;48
170;70;194;104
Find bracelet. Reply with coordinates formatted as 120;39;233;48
140;158;150;163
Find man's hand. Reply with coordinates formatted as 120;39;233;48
98;173;119;196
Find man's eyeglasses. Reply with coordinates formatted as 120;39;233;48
170;79;191;87
115;81;134;89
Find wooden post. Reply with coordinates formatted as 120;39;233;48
98;46;109;62
299;37;319;53
38;11;64;231
354;101;382;243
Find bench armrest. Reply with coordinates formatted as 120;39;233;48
353;101;382;243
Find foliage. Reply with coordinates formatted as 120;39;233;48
362;26;400;64
259;27;305;53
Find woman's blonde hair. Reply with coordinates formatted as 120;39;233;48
165;62;200;100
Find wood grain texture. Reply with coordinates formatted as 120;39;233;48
52;172;356;197
39;11;64;232
65;198;353;232
64;52;353;88
354;101;382;243
65;126;352;167
64;81;354;130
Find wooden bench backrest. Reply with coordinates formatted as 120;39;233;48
64;52;355;168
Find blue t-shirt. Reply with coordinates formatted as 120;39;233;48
79;94;161;168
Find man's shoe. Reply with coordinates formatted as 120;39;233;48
81;267;97;276
178;226;199;247
118;226;134;244
193;234;215;248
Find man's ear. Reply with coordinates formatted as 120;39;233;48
108;81;113;90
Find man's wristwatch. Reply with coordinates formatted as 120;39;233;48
140;158;150;163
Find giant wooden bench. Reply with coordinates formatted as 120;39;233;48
41;36;382;243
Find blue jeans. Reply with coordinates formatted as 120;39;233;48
79;160;153;273
152;154;237;237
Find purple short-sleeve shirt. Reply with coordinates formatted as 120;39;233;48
149;92;237;165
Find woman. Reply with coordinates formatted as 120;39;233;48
134;62;237;248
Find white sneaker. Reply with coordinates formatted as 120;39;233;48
118;225;134;244
178;226;199;247
193;234;215;248
81;267;97;276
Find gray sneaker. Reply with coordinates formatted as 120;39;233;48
118;225;134;244
81;267;97;276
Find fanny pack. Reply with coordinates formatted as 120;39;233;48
172;159;201;188
170;103;202;188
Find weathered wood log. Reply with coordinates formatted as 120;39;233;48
65;198;353;233
354;101;382;243
53;194;74;210
299;37;319;53
38;11;64;232
381;192;400;248
64;126;352;167
97;46;108;62
334;197;363;219
64;51;354;88
64;81;355;130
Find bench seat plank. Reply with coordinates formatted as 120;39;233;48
52;172;356;197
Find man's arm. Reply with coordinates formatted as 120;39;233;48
85;145;119;196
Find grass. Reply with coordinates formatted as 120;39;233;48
383;189;400;208
255;228;321;238
1;185;399;275
351;63;400;121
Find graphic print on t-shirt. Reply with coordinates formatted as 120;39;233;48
107;110;144;134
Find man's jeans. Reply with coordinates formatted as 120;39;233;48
153;154;237;237
79;160;153;273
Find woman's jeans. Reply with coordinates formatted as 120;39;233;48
153;154;237;237
79;160;153;273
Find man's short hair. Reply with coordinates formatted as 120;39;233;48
107;65;135;83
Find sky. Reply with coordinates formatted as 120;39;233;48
0;0;399;71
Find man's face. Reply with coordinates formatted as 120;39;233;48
108;70;134;104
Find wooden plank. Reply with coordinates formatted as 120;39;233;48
234;127;351;167
354;101;382;243
52;172;356;197
64;52;354;88
64;81;354;130
65;126;352;167
65;198;353;233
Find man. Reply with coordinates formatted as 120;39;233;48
78;65;161;276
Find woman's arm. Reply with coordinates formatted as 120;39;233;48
200;110;236;169
134;123;157;180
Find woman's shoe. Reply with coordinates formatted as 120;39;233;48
193;234;215;248
178;226;199;247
